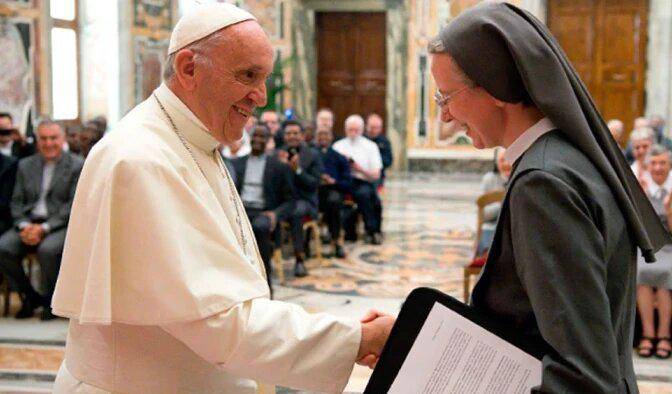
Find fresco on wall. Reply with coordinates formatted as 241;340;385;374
134;0;172;30
134;37;168;105
241;0;281;39
0;18;33;134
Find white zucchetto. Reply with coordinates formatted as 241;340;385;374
168;3;256;55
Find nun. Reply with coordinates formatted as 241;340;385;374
430;3;671;393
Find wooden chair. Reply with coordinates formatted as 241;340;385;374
271;218;324;283
463;190;505;303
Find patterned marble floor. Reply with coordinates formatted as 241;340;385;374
0;173;670;393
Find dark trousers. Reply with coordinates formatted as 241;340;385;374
0;227;66;304
289;199;318;257
352;179;382;235
245;208;274;292
319;186;344;242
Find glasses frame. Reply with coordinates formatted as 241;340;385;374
434;86;471;107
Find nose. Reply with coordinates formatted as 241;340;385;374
249;81;267;107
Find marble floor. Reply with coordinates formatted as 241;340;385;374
0;173;670;393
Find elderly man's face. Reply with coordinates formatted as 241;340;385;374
366;115;383;138
633;138;653;162
261;111;280;134
431;54;503;149
194;21;273;144
37;124;65;161
345;121;363;140
649;152;671;186
283;125;303;148
316;111;333;132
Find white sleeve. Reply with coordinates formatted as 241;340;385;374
369;143;383;171
161;298;361;393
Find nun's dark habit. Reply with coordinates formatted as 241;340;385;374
437;3;670;393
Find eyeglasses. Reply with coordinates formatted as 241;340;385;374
434;86;471;107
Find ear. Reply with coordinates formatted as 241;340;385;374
173;49;198;91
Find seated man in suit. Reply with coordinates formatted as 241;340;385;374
231;125;295;294
315;127;352;258
277;120;324;277
333;115;384;245
0;120;84;320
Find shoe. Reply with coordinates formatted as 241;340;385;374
40;307;58;321
655;337;671;359
15;295;40;319
372;233;383;245
637;337;655;358
294;261;308;278
365;234;375;244
334;244;346;258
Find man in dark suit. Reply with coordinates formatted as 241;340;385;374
231;125;295;294
365;113;393;186
0;112;35;160
431;3;671;393
315;127;352;258
277;120;323;277
0;153;18;234
0;120;84;320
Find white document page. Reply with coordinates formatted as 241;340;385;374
389;302;542;394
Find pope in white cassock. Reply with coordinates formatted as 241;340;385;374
50;4;394;393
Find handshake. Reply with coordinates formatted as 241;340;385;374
356;310;396;369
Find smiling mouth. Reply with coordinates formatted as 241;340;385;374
233;105;252;117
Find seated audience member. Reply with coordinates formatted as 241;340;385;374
0;120;84;320
64;124;82;155
650;114;672;152
333;115;384;245
636;144;672;359
303;121;317;148
477;148;511;257
0;152;17;235
0;112;35;159
261;110;282;152
315;127;352;258
231;126;295;293
630;127;655;188
626;117;654;163
365;113;393;186
607;119;624;144
277;120;323;277
316;108;334;134
78;120;106;158
221;115;254;159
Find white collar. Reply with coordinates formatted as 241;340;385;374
154;83;219;153
649;172;672;196
504;117;556;164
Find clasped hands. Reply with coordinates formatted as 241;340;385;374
357;309;395;369
20;223;45;246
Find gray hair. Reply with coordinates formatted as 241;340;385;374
344;114;365;132
427;35;476;88
36;118;64;136
428;36;447;54
646;144;671;163
607;119;624;132
630;126;655;143
163;29;227;81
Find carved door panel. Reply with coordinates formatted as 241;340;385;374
316;12;386;136
548;0;648;144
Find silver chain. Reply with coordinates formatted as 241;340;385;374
153;94;252;258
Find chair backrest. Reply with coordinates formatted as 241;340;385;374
474;189;506;257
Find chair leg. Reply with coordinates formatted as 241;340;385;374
463;269;470;303
272;248;285;284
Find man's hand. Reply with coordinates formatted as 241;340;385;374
289;154;300;171
321;174;336;185
262;211;277;232
350;160;364;174
357;309;395;369
277;150;289;164
20;224;45;246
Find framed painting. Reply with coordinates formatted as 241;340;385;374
134;0;172;30
134;36;168;105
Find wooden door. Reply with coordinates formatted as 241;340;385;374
548;0;648;144
316;12;386;137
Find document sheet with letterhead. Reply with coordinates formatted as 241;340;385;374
389;302;542;394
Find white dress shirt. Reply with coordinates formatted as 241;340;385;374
504;117;556;164
332;135;383;181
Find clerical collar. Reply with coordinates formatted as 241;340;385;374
154;83;219;153
504;117;556;164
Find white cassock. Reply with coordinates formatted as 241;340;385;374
51;83;361;393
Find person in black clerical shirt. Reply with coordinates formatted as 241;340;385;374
277;120;324;277
0;113;35;160
365;113;393;187
231;125;295;295
315;127;352;258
